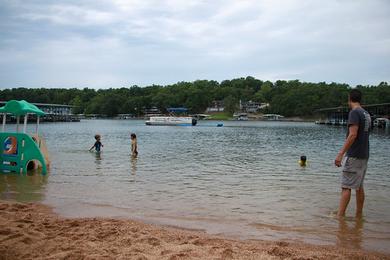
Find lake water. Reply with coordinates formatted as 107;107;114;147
1;120;389;253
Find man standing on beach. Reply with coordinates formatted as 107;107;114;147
335;89;371;218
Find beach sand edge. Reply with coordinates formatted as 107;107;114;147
0;200;388;260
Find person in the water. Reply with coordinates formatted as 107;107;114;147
131;133;138;158
299;155;307;167
335;89;371;218
89;134;103;152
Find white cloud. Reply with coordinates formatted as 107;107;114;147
18;3;114;25
0;0;389;88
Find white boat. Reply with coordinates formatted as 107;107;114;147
262;114;284;120
233;113;248;121
146;116;197;126
373;117;389;128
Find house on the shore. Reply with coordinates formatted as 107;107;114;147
0;101;78;122
239;100;269;113
206;100;224;112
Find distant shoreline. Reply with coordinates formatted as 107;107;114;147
81;116;316;123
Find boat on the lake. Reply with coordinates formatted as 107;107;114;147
233;113;248;121
146;116;197;126
262;114;285;120
145;107;197;126
373;117;389;128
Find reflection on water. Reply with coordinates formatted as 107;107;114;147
0;120;389;253
337;217;364;250
0;173;48;202
131;157;137;175
93;151;102;167
374;127;390;136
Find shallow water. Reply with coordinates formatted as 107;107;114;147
1;120;389;253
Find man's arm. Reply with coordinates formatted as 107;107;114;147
335;124;358;167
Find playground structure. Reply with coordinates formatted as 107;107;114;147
0;100;50;175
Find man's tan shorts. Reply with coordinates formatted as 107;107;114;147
342;157;368;189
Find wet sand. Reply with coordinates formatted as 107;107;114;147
0;201;388;260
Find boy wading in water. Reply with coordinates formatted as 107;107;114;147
89;134;103;152
335;89;371;218
131;133;138;158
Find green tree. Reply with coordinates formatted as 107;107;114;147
1;78;389;118
70;96;84;114
224;95;239;114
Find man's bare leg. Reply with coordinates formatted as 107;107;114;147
338;188;351;217
356;187;365;218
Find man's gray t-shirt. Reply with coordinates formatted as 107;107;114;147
346;107;371;159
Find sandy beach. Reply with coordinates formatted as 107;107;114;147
0;201;388;260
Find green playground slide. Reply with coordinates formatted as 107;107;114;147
0;132;47;175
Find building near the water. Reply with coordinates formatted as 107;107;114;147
34;103;73;115
239;100;269;113
0;101;78;122
206;100;224;112
315;103;390;126
0;101;73;115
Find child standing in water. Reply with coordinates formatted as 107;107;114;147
89;134;103;152
131;133;138;157
299;155;307;167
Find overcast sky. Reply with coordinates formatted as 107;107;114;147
0;0;389;89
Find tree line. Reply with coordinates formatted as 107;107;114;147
0;77;389;117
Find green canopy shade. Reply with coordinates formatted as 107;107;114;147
0;100;45;116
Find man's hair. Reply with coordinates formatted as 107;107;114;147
349;89;362;103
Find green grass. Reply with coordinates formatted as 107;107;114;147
208;112;232;120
